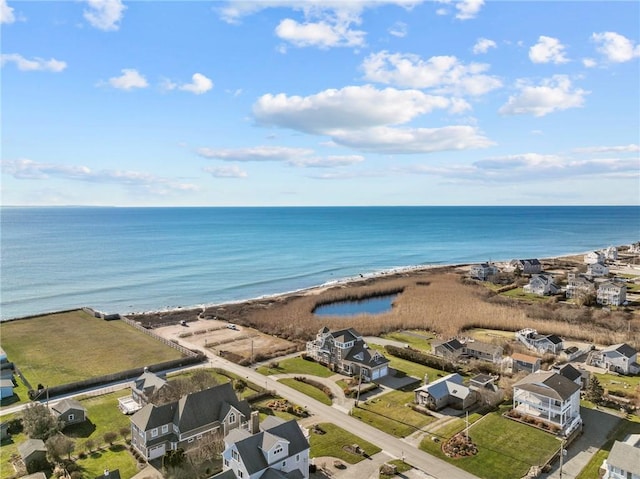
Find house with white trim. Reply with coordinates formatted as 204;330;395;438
604;246;619;261
516;329;564;354
464;341;503;364
511;353;541;374
597;282;627;306
432;338;465;360
218;417;310;479
130;382;258;461
512;371;581;435
469;263;499;281
591;344;639;375
523;274;559;296
565;273;595;300
587;262;609;278
510;259;542;275
600;434;640;479
584;251;605;265
414;373;477;411
306;327;389;381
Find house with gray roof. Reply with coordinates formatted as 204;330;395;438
130;382;258;461
597;282;627;306
132;369;167;406
50;398;87;428
464;341;503;364
512;371;582;435
414;373;477;411
218;418;310;479
510;259;542;275
516;329;564;354
523;274;559;296
18;438;47;474
432;338;465;360
591;343;639;375
600;434;640;479
469;263;499;281
565;273;595;300
306;327;389;381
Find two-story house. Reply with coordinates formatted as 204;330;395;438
565;273;595;300
513;371;582;435
469;263;499;281
597;282;627;306
584;251;605;265
523;274;559;296
591;343;639;375
219;417;310;479
587;262;609;278
600;434;640;479
306;327;389;381
516;329;564;354
130;382;257;461
510;259;542;275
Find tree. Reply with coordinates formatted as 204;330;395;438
586;376;604;405
119;426;130;443
103;431;118;446
22;402;62;440
84;438;95;453
163;448;187;470
45;434;75;464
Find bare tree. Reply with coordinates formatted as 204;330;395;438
45;434;75;464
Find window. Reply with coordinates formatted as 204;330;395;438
232;450;239;461
224;459;229;467
188;438;194;443
161;425;169;434
229;412;236;423
273;445;283;455
151;428;158;437
296;454;300;462
282;461;286;467
238;471;243;478
68;414;75;422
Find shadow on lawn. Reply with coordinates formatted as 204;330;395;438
64;419;97;438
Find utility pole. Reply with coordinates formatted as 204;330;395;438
558;437;566;479
465;411;469;440
355;369;363;407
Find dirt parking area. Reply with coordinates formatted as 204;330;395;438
155;318;298;363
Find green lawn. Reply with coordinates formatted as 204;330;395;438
1;391;136;479
369;343;452;383
251;397;301;422
595;372;640;396
351;390;435;437
278;378;332;405
500;288;552;302
465;328;515;343
381;331;435;351
0;310;184;388
420;410;559;479
256;356;333;378
309;423;381;464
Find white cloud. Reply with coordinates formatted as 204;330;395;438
1;159;198;194
330;125;493;154
1;53;67;72
275;17;365;48
499;75;588;117
179;73;213;94
455;0;484;20
529;36;569;64
592;31;640;63
388;21;408;38
84;0;126;31
198;145;365;168
406;153;639;183
106;69;148;90
472;38;496;54
1;0;15;24
582;58;597;68
254;85;456;134
361;51;502;96
203;166;248;178
573;144;640;155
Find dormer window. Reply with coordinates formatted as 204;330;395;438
273;445;283;455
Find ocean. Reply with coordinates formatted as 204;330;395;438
1;206;639;321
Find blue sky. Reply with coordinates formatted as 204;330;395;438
1;0;639;206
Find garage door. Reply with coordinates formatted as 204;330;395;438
372;366;388;380
148;443;166;460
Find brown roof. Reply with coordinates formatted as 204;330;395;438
512;353;540;364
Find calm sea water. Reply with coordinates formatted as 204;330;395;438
1;206;639;320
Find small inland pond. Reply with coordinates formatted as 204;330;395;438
313;292;400;317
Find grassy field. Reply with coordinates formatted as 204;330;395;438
420;410;559;479
500;288;553;303
256;356;333;378
0;310;184;388
369;343;452;383
0;390;135;479
381;330;435;351
595;372;640;395
465;328;515;343
278;378;332;405
351;389;436;437
309;423;381;464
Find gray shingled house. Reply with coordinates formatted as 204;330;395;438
18;438;47;473
50;398;87;428
130;382;258;461
219;417;310;479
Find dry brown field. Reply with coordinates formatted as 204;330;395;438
132;260;639;350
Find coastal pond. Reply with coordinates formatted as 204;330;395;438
313;293;399;317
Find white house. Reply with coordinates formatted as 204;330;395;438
597;282;627;306
604;246;619;261
629;242;640;254
584;251;605;265
591;344;639;375
587;262;609;278
469;263;499;281
513;371;581;435
600;434;640;479
219;417;310;479
523;274;559;296
565;273;595;300
516;329;564;354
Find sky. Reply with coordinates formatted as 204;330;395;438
1;0;639;206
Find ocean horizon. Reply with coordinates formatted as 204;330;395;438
1;205;639;321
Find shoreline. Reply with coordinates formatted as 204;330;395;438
2;245;634;323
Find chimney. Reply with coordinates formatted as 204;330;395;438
104;469;110;477
250;410;260;434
